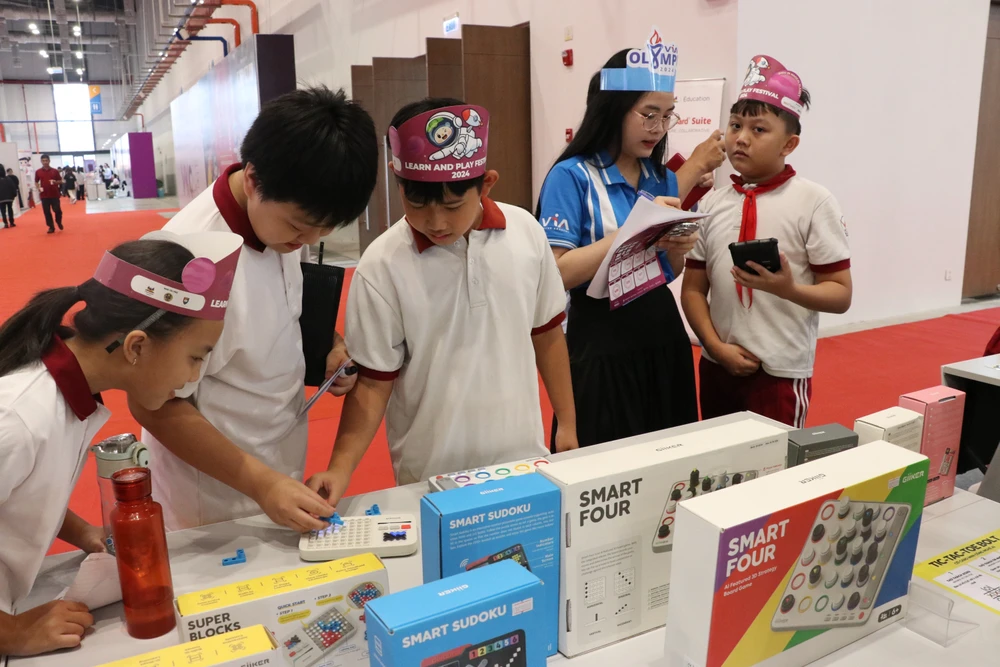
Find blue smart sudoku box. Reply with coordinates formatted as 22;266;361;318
366;560;545;667
420;474;560;655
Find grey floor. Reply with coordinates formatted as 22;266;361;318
85;194;180;214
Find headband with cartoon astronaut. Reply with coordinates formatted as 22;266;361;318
600;26;678;93
388;104;490;182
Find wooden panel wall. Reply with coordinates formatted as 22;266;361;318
461;24;532;211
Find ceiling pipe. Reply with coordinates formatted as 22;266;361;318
120;1;216;118
180;30;228;57
220;0;259;34
134;112;144;130
204;17;240;47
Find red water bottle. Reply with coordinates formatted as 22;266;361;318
110;467;176;638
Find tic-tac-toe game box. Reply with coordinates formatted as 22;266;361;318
537;419;788;656
366;560;546;667
174;553;388;667
421;473;561;655
899;386;965;505
664;441;929;667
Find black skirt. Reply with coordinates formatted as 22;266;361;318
552;283;698;450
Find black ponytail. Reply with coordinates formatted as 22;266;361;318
536;49;668;218
0;239;197;377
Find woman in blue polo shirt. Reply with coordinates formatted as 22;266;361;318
537;46;725;448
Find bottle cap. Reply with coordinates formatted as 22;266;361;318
112;467;152;502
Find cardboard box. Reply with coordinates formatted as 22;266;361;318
366;559;546;667
787;423;859;467
554;411;791;462
900;386;965;505
420;474;560;655
854;407;923;452
175;553;388;667
665;441;929;667
537;419;788;656
427;456;551;492
97;625;278;667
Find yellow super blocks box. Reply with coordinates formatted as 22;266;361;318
97;625;277;667
175;553;388;667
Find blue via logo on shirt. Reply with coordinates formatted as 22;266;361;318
541;213;570;232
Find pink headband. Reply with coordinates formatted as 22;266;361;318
388;104;490;182
738;55;805;118
93;231;242;321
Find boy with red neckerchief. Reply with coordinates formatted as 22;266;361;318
681;55;852;428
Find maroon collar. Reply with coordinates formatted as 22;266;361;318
41;337;101;421
409;196;507;253
213;163;266;253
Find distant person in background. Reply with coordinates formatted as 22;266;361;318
102;164;113;190
35;155;64;234
7;169;23;209
0;164;16;228
76;167;86;201
63;168;78;204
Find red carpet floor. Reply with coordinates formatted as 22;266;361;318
3;202;998;555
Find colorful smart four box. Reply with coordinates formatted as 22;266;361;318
174;553;388;667
366;560;546;667
537;419;788;656
421;473;561;655
665;441;929;667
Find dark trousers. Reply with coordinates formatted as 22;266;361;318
41;197;63;230
0;201;13;226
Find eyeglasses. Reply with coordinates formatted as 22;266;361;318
633;110;680;131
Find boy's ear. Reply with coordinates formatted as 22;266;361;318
780;134;800;158
481;170;500;199
242;162;258;199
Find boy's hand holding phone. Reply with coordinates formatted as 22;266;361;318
731;252;795;300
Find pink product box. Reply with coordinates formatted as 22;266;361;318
899;386;966;505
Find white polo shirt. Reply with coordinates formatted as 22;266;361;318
346;197;566;484
0;338;111;614
687;174;850;378
143;164;308;530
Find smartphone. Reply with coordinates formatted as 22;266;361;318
729;238;780;275
664;221;702;237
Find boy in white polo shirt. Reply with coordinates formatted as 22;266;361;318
682;55;852;428
307;98;577;500
132;87;378;532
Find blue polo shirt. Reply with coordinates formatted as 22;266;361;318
537;152;679;289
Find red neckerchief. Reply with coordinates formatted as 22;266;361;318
731;165;796;307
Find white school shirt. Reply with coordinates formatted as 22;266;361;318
0;338;111;614
142;164;307;530
346;197;566;485
687;173;851;378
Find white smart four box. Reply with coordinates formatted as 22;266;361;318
854;407;923;452
665;441;929;667
537;419;788;656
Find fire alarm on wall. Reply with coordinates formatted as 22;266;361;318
562;49;573;67
565;128;573;143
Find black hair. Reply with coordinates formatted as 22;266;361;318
0;240;197;377
388;97;486;206
41;154;50;160
240;86;378;229
730;88;811;136
536;50;668;217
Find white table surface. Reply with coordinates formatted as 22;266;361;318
12;488;1000;667
941;354;1000;387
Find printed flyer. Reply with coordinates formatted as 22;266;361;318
913;529;1000;614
